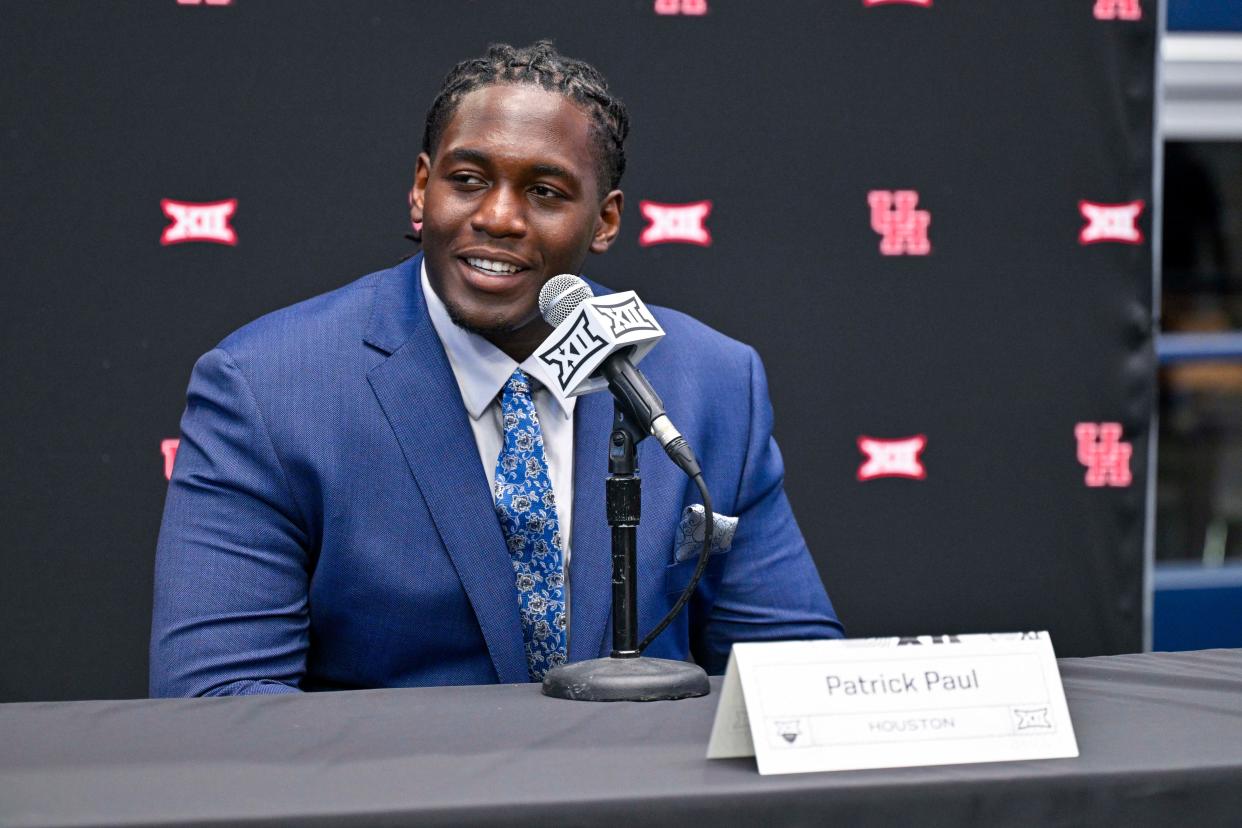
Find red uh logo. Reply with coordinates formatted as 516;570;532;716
857;435;927;481
654;0;708;14
161;199;238;245
639;200;712;247
1093;0;1141;20
161;439;180;481
1075;423;1133;487
177;0;233;5
869;190;930;256
864;0;932;6
1079;200;1144;245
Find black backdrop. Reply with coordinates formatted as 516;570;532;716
0;1;1157;702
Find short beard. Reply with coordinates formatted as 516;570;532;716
443;298;522;339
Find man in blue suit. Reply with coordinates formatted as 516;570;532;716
150;42;842;697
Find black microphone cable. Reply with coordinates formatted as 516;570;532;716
637;472;712;654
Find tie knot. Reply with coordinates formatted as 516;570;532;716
505;368;532;397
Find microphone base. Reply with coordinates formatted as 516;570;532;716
541;656;710;702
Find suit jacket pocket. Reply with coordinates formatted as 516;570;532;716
664;553;726;596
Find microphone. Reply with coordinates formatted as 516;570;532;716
536;275;701;478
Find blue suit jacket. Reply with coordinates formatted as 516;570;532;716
150;254;842;696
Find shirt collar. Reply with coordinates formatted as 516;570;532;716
422;262;575;422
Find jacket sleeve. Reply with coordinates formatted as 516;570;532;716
693;347;845;672
149;348;310;697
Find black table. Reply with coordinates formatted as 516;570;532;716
4;649;1242;827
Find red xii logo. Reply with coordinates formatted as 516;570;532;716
1075;423;1132;487
161;198;238;246
161;439;180;481
1078;200;1144;245
858;435;927;481
639;200;712;247
654;0;707;14
869;190;930;256
1093;0;1141;20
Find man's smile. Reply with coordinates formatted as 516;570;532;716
465;257;524;275
456;249;534;294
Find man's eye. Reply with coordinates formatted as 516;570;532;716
451;173;486;186
530;185;564;199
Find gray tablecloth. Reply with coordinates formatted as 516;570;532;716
3;649;1242;827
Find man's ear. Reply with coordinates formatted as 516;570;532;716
409;152;432;230
590;190;624;254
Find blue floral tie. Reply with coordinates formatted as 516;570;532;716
494;368;567;680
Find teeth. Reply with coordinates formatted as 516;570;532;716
466;257;522;274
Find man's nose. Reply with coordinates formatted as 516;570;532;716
471;186;527;238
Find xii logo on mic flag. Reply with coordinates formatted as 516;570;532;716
535;291;664;407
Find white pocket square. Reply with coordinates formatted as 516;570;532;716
674;504;738;563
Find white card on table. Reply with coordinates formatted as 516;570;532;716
706;632;1078;775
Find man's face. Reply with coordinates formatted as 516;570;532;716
411;85;622;356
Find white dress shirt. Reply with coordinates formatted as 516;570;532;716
421;264;577;637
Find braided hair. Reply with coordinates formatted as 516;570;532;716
422;41;629;196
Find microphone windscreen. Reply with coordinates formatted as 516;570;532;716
539;275;593;327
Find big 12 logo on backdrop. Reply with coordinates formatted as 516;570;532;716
653;0;707;14
857;435;928;481
1078;200;1144;245
161;439;180;480
161;199;238;246
639;200;713;247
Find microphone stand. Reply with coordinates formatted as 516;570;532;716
541;403;710;701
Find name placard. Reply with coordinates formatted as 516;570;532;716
706;632;1078;775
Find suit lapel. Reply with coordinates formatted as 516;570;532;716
568;390;614;661
364;256;529;684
